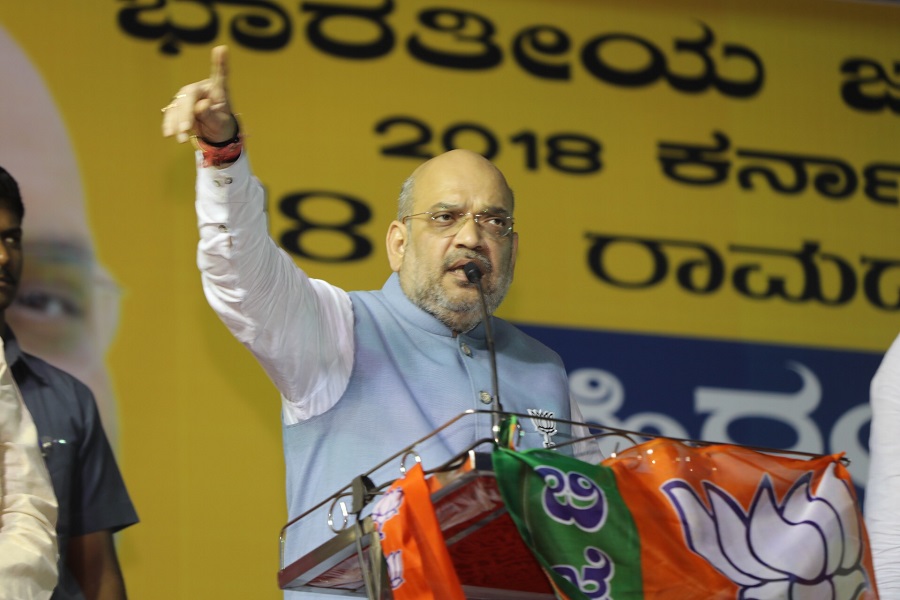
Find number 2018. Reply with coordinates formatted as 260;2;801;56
375;115;603;175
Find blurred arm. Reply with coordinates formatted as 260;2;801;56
865;332;900;593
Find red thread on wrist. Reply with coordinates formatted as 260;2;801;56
193;135;243;167
193;115;243;167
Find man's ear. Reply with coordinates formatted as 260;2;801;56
386;220;408;272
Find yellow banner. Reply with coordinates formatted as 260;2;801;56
2;0;899;597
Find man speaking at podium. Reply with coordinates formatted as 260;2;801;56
163;46;587;593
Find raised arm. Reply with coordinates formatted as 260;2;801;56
161;46;354;424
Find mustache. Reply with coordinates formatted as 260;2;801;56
0;269;16;285
445;252;492;275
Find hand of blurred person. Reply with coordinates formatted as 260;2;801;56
161;45;236;144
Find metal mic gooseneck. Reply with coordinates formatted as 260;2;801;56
463;261;503;444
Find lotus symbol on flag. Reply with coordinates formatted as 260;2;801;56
372;486;404;540
385;550;405;590
661;464;873;599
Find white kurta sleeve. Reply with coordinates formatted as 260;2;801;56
865;332;900;595
194;152;355;424
0;338;58;599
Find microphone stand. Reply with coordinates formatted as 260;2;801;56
463;262;503;445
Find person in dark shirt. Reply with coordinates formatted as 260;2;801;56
0;165;138;600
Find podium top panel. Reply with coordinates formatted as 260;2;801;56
278;451;555;598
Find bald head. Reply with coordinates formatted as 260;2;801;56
398;150;514;220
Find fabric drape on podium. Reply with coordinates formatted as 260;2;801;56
372;463;465;600
493;440;878;600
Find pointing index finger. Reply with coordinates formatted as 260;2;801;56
210;45;228;93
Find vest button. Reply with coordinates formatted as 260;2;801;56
479;391;492;405
461;343;472;357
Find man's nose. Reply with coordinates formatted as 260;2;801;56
0;244;9;265
453;214;484;248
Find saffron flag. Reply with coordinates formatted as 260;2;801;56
492;439;879;600
371;463;466;600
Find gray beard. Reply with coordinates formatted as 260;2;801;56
410;266;512;333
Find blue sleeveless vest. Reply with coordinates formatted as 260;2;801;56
280;274;571;594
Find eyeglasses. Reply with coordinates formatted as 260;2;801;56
401;210;515;238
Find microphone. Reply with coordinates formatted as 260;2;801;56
463;262;504;444
462;261;483;284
